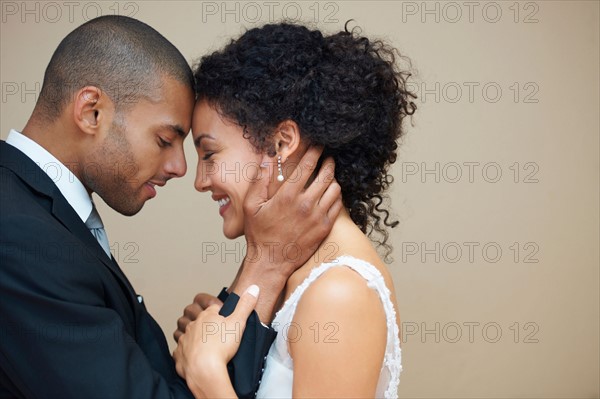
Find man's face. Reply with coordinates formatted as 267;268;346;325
85;77;195;216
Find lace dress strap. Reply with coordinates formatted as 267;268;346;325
270;255;402;399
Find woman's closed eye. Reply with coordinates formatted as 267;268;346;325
202;151;215;161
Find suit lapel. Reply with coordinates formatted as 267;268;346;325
1;141;141;332
51;194;141;298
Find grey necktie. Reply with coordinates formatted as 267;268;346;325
85;204;111;258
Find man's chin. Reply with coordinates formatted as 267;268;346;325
103;197;146;217
117;206;144;217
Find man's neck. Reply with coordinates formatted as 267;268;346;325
22;118;89;192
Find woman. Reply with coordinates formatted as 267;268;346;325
176;22;416;398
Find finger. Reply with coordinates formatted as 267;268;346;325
177;316;191;334
193;303;222;323
178;315;190;331
229;285;260;326
243;155;273;216
173;348;184;378
318;157;336;185
305;156;336;199
173;328;182;343
194;293;222;309
183;303;202;320
326;194;344;222
318;176;341;207
280;146;323;195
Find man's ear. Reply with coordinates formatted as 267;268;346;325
73;86;110;135
273;120;301;162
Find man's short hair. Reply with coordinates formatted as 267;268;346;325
37;15;194;120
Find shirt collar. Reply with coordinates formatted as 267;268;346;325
6;129;93;223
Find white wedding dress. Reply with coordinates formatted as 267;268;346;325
256;255;402;398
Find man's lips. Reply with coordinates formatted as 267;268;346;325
145;181;166;198
149;180;167;187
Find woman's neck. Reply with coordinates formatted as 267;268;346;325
284;207;372;295
311;207;358;263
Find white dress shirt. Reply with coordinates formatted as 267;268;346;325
5;129;93;223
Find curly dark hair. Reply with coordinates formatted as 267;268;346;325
194;21;416;257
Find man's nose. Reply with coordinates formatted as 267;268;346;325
165;147;187;178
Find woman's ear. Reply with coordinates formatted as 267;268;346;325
72;86;110;136
272;119;301;162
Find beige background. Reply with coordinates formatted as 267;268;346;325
1;1;598;397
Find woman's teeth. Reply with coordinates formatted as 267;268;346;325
218;197;230;208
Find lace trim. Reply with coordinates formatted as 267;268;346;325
272;255;402;399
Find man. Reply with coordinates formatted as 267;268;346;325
0;16;341;398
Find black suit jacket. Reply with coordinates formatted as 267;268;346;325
0;141;275;398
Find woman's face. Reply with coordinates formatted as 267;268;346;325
191;100;265;239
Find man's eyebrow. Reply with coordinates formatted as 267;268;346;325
156;123;188;138
194;134;215;148
169;124;187;138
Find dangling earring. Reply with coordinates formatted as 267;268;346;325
277;155;284;182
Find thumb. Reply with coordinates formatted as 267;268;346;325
243;156;273;217
230;284;260;327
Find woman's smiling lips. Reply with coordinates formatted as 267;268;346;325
212;195;231;216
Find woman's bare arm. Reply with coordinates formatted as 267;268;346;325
290;266;388;398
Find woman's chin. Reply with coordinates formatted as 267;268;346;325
223;227;243;240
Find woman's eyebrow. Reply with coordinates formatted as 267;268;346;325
194;133;215;148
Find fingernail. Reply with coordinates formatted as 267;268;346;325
245;284;260;298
